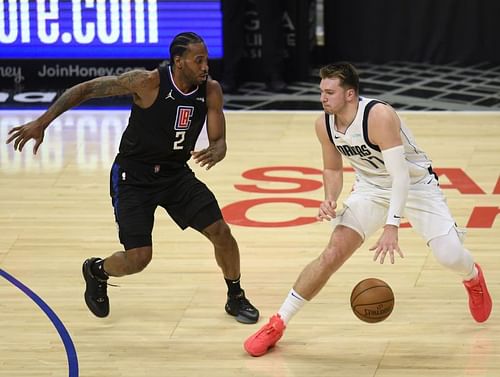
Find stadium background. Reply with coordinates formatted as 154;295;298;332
1;0;499;111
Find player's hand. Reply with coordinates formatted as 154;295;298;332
317;200;337;221
369;225;404;264
191;145;224;170
6;120;46;154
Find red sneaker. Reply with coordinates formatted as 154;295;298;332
463;263;492;323
244;314;286;356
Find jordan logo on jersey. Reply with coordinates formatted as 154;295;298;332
174;106;194;130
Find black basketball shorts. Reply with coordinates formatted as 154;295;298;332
110;159;223;250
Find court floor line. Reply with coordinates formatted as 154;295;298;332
0;268;79;377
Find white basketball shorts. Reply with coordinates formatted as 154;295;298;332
332;175;457;243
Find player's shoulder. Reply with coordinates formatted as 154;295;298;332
140;69;161;92
206;77;224;99
367;99;397;122
206;77;222;92
315;113;332;136
315;112;327;126
314;113;331;142
204;77;224;108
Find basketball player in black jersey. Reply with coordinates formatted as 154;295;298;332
6;32;259;324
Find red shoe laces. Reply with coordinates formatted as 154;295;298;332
468;284;483;305
258;321;280;336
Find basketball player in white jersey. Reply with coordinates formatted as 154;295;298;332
244;62;492;357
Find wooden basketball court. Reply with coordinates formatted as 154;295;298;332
1;110;499;377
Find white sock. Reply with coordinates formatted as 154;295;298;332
278;288;307;325
463;263;478;281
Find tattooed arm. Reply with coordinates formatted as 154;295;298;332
6;69;159;153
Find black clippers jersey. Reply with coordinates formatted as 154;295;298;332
118;64;208;165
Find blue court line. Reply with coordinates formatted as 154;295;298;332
0;268;79;377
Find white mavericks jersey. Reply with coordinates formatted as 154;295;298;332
325;97;433;188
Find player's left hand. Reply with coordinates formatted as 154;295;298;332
191;145;224;170
369;225;404;264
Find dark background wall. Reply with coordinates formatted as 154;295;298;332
238;0;317;81
323;0;500;64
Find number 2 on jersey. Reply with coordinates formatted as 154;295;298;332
174;131;186;150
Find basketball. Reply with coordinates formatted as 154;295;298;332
350;278;394;323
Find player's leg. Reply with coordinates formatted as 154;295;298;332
429;228;492;322
244;224;363;357
82;246;153;318
243;194;387;357
200;216;240;280
199;215;259;324
101;246;153;276
163;171;259;324
293;225;363;300
83;161;156;318
405;182;492;322
288;194;387;318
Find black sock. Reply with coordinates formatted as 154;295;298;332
225;275;242;297
91;258;109;281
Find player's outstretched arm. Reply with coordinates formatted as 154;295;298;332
6;69;158;154
191;79;227;170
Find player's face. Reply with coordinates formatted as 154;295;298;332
319;78;351;114
180;42;209;85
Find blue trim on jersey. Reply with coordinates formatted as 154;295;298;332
111;162;121;220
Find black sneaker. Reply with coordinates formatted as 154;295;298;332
82;258;109;318
225;290;259;324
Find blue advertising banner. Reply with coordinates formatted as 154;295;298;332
0;0;222;59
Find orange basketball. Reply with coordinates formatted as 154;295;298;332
350;278;394;323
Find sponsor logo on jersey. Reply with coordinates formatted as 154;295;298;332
174;106;194;130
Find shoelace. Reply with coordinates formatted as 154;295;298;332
468;284;484;306
265;324;279;335
259;319;283;336
94;280;118;302
237;296;255;311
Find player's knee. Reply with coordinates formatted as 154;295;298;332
432;246;464;270
203;220;234;245
430;231;470;271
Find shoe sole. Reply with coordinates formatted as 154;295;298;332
225;306;259;324
235;313;259;324
244;339;277;357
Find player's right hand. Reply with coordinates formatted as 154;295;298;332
369;225;405;264
317;200;337;221
6;120;46;154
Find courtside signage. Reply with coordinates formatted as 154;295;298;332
0;0;222;59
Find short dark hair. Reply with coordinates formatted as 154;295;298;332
169;32;205;59
319;62;359;93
